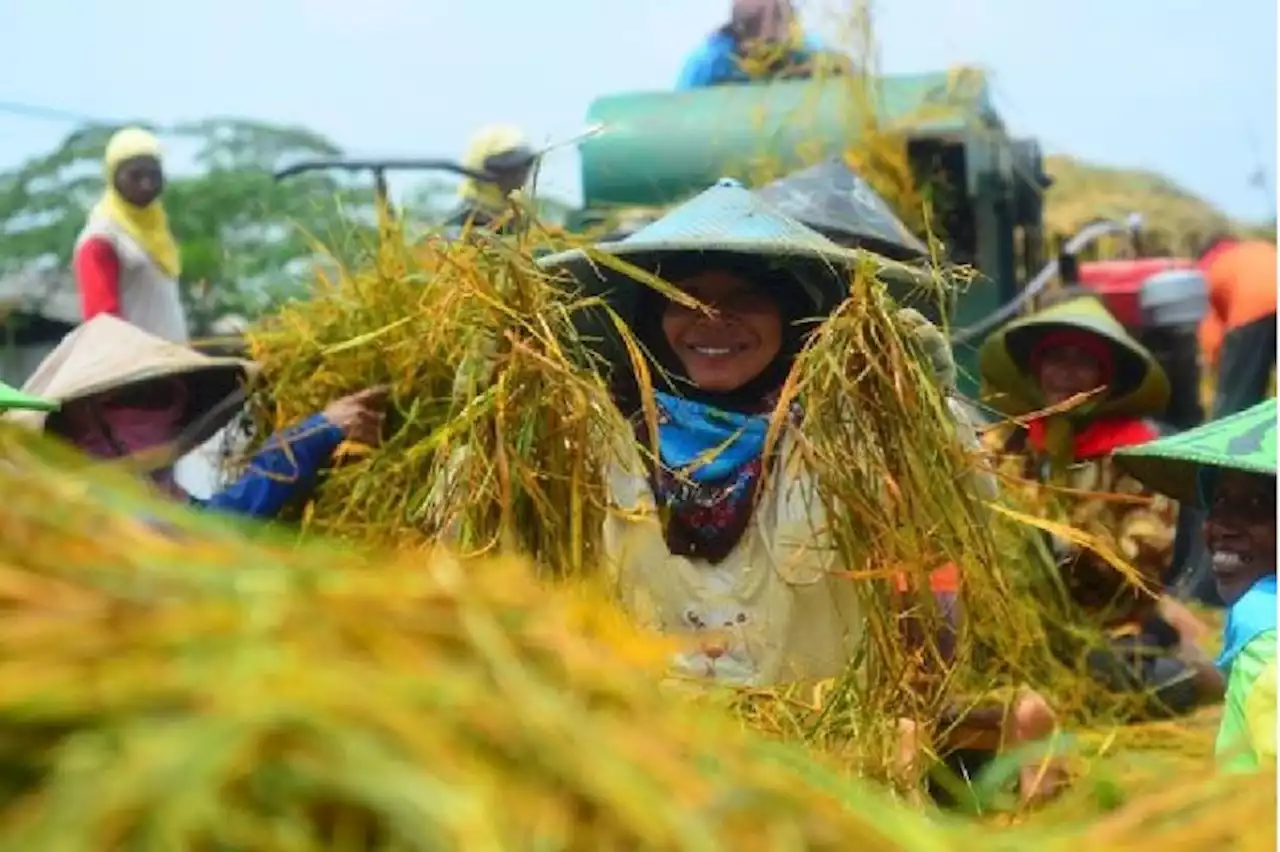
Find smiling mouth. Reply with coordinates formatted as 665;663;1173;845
686;343;749;358
1210;550;1253;579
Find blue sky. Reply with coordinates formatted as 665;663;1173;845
2;0;1276;221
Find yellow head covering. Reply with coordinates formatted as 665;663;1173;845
92;127;182;278
457;124;533;213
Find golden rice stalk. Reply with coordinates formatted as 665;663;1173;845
1067;766;1276;851
975;418;1200;723
242;220;623;576
0;422;1270;850
0;423;1041;852
769;259;1145;775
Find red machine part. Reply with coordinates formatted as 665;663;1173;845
1076;258;1196;329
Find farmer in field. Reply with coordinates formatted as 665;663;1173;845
8;314;386;521
73;127;189;343
676;0;842;89
1195;233;1277;419
980;293;1219;717
539;177;1062;802
444;125;537;236
1115;399;1276;771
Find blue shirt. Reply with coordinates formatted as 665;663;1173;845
675;29;828;90
196;413;346;520
1218;574;1278;674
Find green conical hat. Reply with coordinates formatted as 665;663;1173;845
978;293;1170;418
1114;398;1277;506
0;380;56;414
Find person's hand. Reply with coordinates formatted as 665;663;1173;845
322;386;390;447
1156;595;1211;648
896;308;956;392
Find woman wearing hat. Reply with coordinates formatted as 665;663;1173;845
9;315;386;520
979;293;1216;717
539;177;1061;802
1115;399;1276;771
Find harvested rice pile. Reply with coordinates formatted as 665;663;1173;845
0;422;884;850
0;419;1274;850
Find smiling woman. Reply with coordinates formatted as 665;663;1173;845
537;177;1063;802
533;176;1023;698
539;177;927;683
1114;399;1277;772
1204;471;1277;605
631;254;816;412
658;270;784;394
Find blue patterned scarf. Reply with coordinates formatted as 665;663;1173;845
641;391;795;563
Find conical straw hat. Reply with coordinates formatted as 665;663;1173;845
755;157;930;262
9;315;257;455
1114;398;1277;506
540;178;935;374
978;293;1170;419
540;177;880;317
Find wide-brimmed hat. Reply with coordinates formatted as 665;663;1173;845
978;293;1170;419
539;177;928;327
1114;398;1276;506
755;157;930;262
9;314;258;458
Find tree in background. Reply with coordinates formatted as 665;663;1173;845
0;119;577;336
0;119;381;334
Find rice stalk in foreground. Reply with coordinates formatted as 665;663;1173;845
0;422;1273;851
0;423;1001;851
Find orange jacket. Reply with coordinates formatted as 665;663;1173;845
1198;239;1278;366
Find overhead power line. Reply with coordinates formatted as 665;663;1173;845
0;99;108;125
0;98;176;135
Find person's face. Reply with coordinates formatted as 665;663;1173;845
495;165;530;197
736;0;795;42
100;377;185;413
1203;471;1277;605
1037;344;1105;406
660;270;783;393
113;155;164;207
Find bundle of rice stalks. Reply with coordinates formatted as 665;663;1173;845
749;263;1139;774
243;219;625;574
734;7;973;241
0;423;1026;851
